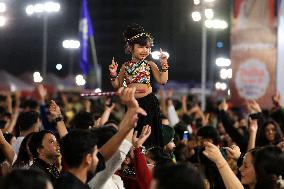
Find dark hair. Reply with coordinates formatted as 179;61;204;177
256;119;283;147
248;146;284;189
60;130;97;168
123;23;153;52
153;163;204;189
16;111;40;131
71;111;95;130
91;126;117;148
21;99;39;110
197;126;220;145
13;132;35;168
146;146;173;167
28;130;54;159
0;169;50;189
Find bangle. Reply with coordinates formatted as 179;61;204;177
161;68;168;72
110;76;118;81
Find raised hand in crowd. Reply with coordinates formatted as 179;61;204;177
246;100;261;114
277;139;284;152
35;84;47;104
0;129;15;166
247;117;258;150
272;91;282;107
218;100;229;112
132;124;151;148
203;141;244;189
98;87;146;161
49;100;68;138
224;145;241;161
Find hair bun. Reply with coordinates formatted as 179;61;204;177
123;23;145;40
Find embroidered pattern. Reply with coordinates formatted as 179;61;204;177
124;60;151;85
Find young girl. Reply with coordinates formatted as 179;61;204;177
109;23;169;147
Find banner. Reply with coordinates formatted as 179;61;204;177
277;0;284;105
230;0;277;108
79;0;94;76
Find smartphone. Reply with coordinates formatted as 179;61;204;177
183;131;190;141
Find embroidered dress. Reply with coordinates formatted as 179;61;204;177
124;60;151;86
124;60;163;147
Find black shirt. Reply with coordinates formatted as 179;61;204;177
55;172;91;189
29;158;60;184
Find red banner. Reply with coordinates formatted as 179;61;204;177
230;0;277;108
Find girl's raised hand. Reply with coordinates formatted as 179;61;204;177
109;57;118;74
159;48;169;69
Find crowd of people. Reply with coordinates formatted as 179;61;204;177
0;23;283;189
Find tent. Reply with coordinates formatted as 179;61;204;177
0;70;33;92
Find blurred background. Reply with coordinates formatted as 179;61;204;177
0;0;283;109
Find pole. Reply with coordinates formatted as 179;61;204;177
89;36;101;88
68;50;74;76
201;6;207;111
42;14;48;77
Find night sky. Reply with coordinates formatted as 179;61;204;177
0;0;230;90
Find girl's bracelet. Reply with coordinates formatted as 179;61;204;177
161;68;168;72
110;76;118;81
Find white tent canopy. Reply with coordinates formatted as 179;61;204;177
0;70;33;92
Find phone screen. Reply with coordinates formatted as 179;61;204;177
183;131;189;141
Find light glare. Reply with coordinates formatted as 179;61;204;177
75;74;86;86
62;40;80;49
56;64;62;70
216;57;231;67
205;9;214;19
193;0;200;5
205;19;228;29
0;2;6;13
192;11;201;22
151;51;170;60
0;16;6;27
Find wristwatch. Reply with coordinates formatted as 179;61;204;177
54;115;63;123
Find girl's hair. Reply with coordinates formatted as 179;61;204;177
13;132;35;168
248;146;284;189
123;23;153;53
256;119;283;147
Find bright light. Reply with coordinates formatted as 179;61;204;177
34;3;44;13
192;11;201;22
26;5;34;15
56;64;62;70
33;71;43;83
151;51;170;60
216;57;231;67
205;19;228;29
205;9;214;19
94;88;101;93
0;2;6;13
44;2;60;12
220;68;232;79
0;16;6;27
62;40;80;49
193;0;200;5
75;74;86;86
215;82;227;91
25;2;61;16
